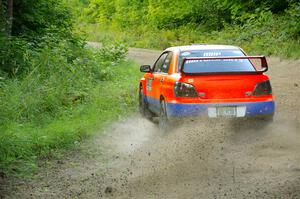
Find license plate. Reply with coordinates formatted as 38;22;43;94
217;107;237;117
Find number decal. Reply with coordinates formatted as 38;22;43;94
146;78;153;92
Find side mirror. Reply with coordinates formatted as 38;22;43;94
140;65;152;73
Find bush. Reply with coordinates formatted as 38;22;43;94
12;0;74;39
98;40;128;64
0;37;139;176
0;36;29;76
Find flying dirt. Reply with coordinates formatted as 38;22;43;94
2;48;300;199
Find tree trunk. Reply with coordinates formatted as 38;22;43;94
7;0;13;36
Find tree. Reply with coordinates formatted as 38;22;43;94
7;0;12;35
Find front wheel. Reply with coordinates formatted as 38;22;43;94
159;100;170;133
139;90;147;117
139;89;154;119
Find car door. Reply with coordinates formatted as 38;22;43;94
147;52;173;114
146;52;167;113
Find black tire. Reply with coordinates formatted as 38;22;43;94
245;114;274;129
139;89;146;117
261;114;274;122
159;100;170;133
258;114;274;126
139;88;154;119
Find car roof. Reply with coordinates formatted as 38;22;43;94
166;44;241;52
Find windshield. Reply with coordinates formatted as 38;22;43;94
179;49;256;73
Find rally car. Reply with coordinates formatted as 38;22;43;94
139;45;275;130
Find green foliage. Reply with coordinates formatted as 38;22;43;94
283;2;300;39
12;0;74;39
99;40;128;63
0;40;129;123
147;0;191;29
113;0;148;28
85;0;116;24
0;36;28;76
221;0;290;22
0;0;140;177
81;0;300;58
82;0;231;31
146;0;230;30
0;39;140;176
68;0;89;21
0;0;82;77
0;1;7;34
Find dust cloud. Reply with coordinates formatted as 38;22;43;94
101;115;300;199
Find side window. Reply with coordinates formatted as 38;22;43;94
161;52;173;73
153;53;168;72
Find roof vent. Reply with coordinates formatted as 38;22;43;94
191;43;207;46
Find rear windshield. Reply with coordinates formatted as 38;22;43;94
179;49;256;73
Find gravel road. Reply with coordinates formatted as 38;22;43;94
2;48;300;199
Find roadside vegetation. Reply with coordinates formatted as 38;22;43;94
80;0;300;58
0;1;140;176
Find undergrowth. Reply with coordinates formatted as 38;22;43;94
0;40;140;177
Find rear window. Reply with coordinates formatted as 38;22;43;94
179;49;256;73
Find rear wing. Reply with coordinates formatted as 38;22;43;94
180;56;268;75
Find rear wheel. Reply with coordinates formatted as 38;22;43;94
159;100;170;133
262;114;274;122
245;114;274;128
258;114;274;126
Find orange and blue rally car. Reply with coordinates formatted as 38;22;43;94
139;45;275;129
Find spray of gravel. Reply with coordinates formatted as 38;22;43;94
100;114;300;199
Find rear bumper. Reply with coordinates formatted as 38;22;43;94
166;101;275;118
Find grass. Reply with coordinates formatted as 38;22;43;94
0;57;140;177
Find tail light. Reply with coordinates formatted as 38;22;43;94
174;82;198;97
253;80;272;96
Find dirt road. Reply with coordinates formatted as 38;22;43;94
2;48;300;198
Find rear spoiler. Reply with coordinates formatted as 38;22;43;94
180;56;268;75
